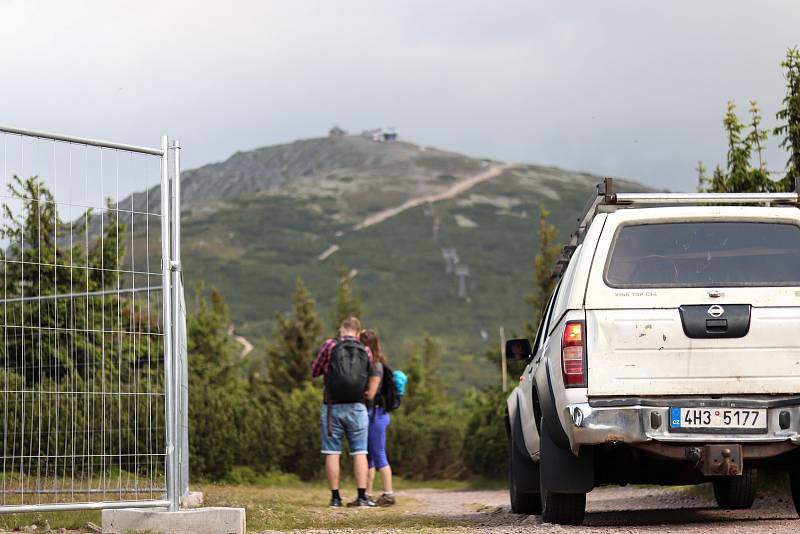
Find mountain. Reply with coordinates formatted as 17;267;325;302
127;136;491;218
130;134;652;391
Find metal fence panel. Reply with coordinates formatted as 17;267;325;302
0;126;180;512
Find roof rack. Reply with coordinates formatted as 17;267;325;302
551;177;800;280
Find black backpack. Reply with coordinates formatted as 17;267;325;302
325;338;370;404
377;365;402;412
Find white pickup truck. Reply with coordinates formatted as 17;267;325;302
505;180;800;525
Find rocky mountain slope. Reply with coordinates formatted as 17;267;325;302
131;135;651;389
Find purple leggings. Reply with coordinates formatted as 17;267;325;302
367;406;391;469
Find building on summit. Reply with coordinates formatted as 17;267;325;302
329;125;347;137
361;126;398;142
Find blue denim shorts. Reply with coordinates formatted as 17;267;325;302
320;403;368;455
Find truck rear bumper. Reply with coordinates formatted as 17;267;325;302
564;400;800;454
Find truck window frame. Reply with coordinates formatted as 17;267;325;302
603;220;800;289
533;282;561;354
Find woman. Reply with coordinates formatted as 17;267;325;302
360;329;395;507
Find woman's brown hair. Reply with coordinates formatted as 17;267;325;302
359;329;384;365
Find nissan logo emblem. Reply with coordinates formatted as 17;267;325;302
707;305;725;318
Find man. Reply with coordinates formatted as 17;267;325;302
311;316;375;508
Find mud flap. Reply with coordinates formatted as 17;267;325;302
541;366;571;449
540;417;594;494
512;411;541;494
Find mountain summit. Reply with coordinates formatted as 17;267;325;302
181;136;490;209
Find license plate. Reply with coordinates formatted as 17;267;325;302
669;407;767;432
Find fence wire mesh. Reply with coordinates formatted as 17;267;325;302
0;131;169;508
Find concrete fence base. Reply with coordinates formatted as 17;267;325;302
102;506;245;534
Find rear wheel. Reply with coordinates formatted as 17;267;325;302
790;469;800;517
538;424;586;525
509;413;542;514
712;468;757;510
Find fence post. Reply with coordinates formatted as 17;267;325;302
161;135;178;512
499;327;507;391
171;139;189;504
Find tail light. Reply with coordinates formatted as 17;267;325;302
562;321;587;387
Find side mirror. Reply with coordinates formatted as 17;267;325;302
505;338;533;361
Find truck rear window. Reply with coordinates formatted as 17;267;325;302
605;221;800;288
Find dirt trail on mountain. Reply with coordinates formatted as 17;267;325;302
234;335;254;357
353;162;514;231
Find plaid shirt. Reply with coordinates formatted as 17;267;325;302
311;337;372;378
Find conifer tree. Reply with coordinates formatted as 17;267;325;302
187;287;238;385
187;286;249;478
420;333;442;391
775;47;800;189
333;265;363;328
736;101;772;192
0;176;138;383
525;206;560;339
402;333;443;413
696;161;708;192
748;101;769;174
722;101;753;192
704;49;800;194
265;278;324;392
0;176;161;473
2;175;66;297
705;101;784;193
90;198;128;291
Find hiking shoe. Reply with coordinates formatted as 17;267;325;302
346;497;376;508
329;496;343;508
376;493;396;507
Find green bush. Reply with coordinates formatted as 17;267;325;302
385;335;466;479
278;382;323;480
189;387;244;479
462;388;508;478
182;287;508;483
187;288;281;480
388;403;466;479
236;391;286;473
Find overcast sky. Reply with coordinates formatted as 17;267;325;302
2;1;799;192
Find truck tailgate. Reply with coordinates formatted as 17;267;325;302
586;307;800;396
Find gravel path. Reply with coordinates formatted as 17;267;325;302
398;486;800;533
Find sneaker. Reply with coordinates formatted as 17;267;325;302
329;496;343;508
376;493;396;507
346;497;376;508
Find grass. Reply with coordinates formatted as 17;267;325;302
0;474;499;533
0;472;788;532
0;485;449;533
0;509;100;532
0;469;164;532
195;473;503;531
217;467;498;490
199;479;461;532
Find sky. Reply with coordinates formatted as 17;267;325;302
1;0;799;193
